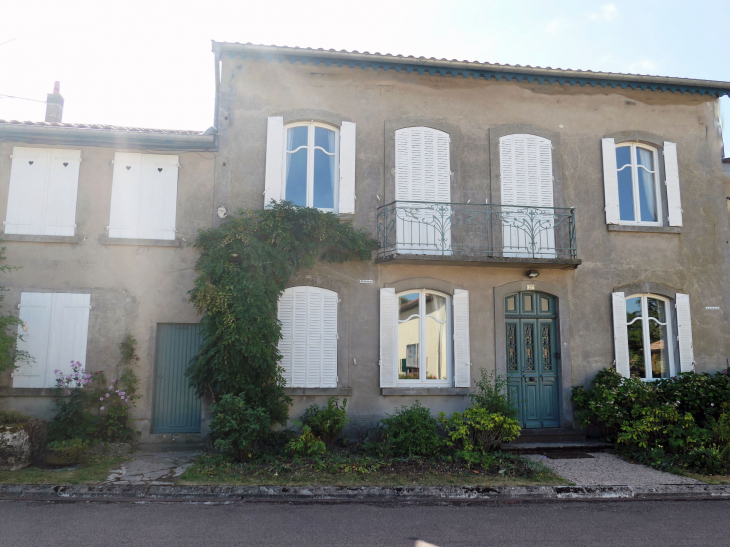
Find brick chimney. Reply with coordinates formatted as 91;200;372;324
45;81;64;123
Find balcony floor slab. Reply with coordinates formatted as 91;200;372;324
375;253;581;269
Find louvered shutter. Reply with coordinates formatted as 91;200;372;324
452;289;471;388
5;147;50;235
13;292;53;388
109;153;143;238
291;286;308;387
612;292;630;378
277;288;294;386
45;293;91;388
663;142;683;227
601;138;620;224
379;288;397;388
138;155;179;240
44;149;81;236
338;121;356;214
675;293;695;372
264;116;284;207
394;127;451;202
320;289;338;388
306;288;324;388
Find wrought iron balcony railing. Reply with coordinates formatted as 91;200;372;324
376;201;577;261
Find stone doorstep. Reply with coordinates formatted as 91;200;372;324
0;483;728;504
502;441;614;454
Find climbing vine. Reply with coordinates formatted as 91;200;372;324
187;202;378;425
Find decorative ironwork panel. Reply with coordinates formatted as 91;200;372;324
524;324;534;371
542;324;552;371
507;324;518;372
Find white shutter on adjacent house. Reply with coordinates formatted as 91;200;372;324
12;292;90;388
379;288;397;388
601;138;621;224
452;289;471;388
675;293;695;372
264;116;284;207
5;147;80;236
394;127;451;202
109;153;178;240
338;121;357;215
612;292;630;378
663;141;683;227
277;286;338;388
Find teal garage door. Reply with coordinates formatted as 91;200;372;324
152;323;203;434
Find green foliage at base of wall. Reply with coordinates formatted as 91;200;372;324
187;202;378;426
0;246;29;374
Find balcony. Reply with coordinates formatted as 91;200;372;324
376;201;580;268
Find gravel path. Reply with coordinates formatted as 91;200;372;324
525;452;702;485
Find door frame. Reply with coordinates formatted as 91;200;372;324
494;280;574;427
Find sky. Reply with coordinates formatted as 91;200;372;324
1;0;729;154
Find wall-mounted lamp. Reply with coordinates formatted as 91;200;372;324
526;270;540;279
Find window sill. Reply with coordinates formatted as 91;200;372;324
607;225;682;234
0;387;61;397
99;237;181;247
1;234;79;244
284;387;352;396
381;387;469;396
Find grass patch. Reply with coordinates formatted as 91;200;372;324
179;451;567;487
667;469;730;485
0;455;128;485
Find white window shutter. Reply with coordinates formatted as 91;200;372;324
264;116;284;207
602;138;620;224
612;292;630;378
138;155;179;240
291;286;308;387
45;293;91;388
109;153;143;238
395;127;451;203
664;141;683;227
676;293;695;373
453;289;471;388
13;292;53;388
277;288;294;386
320;290;338;388
306;288;324;388
43;149;81;236
379;288;397;388
5;147;49;235
338;121;356;214
499;135;554;207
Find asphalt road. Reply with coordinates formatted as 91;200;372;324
0;499;727;546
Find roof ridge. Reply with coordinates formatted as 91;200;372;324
0;119;206;135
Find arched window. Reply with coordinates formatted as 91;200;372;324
616;143;662;225
396;289;451;385
283;122;339;211
625;294;675;379
277;286;338;388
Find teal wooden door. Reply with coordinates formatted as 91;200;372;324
505;292;560;428
152;323;203;434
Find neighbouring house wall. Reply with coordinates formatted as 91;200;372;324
0;142;215;441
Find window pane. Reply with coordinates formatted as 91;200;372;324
626;297;645;378
506;296;516;312
616;146;631;169
314;127;335;152
286;126;308;151
541;297;550;312
285;127;309;206
524;294;532;312
425;293;448;380
313;149;335;209
398;293;420;380
647;298;669;379
636;148;657;222
618;165;635;221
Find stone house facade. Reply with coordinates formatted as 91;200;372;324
1;43;730;440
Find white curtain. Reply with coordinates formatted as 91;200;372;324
636;148;656;221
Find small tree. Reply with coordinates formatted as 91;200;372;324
0;246;29;374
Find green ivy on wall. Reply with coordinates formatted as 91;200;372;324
187;202;378;425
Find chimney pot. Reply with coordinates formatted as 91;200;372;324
45;81;64;123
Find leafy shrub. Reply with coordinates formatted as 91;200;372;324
301;397;349;446
46;438;89;460
655;371;730;427
209;394;272;461
287;423;326;457
439;406;521;456
365;401;442;458
0;409;32;426
470;369;518;419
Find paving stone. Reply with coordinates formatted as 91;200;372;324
104;450;200;485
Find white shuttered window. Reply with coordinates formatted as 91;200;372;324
108;153;179;240
5;147;81;236
13;292;91;388
277;286;338;388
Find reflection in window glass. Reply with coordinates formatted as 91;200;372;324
626;295;672;379
425;293;448;380
398;293;420;380
615;144;659;224
284;124;337;210
626;297;644;378
647;297;669;378
636;148;657;222
313;127;336;209
285;127;308;206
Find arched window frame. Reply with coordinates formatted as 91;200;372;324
625;293;676;380
395;289;452;387
615;142;663;226
281;121;340;212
